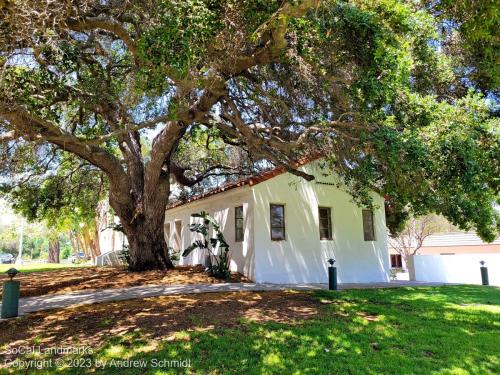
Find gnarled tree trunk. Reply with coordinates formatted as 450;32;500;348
126;222;172;271
119;210;174;271
110;171;174;271
48;238;60;263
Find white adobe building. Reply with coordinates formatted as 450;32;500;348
164;159;390;284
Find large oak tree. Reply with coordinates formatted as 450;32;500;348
1;0;498;270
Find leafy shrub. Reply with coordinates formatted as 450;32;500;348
168;246;180;263
118;245;131;266
183;211;231;279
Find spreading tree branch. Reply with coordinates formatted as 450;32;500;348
224;0;320;75
67;16;138;62
0;103;129;189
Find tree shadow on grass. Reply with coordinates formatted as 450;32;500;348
0;291;319;369
1;286;499;374
125;286;500;375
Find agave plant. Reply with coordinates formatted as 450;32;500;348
183;211;231;279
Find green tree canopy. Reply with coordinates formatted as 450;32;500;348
1;153;106;232
0;0;498;269
424;0;499;92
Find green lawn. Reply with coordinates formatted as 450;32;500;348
0;262;91;274
9;286;500;374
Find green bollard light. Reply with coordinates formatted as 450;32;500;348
1;268;20;319
328;258;338;291
480;261;489;286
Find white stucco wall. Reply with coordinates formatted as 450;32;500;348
251;162;390;284
165;160;391;284
98;218;125;254
409;254;500;286
164;187;256;280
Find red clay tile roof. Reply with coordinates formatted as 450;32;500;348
166;154;324;210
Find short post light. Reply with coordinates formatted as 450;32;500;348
328;258;338;291
479;261;489;286
1;268;20;319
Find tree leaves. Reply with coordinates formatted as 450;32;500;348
1;0;498;250
183;211;230;278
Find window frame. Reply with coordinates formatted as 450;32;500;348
235;206;244;242
318;206;333;240
390;254;402;268
270;204;286;241
362;209;375;241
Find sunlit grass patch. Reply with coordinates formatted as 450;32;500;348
1;286;499;374
0;263;91;274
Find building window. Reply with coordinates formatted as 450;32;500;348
270;204;285;241
318;207;332;240
235;206;244;242
362;209;375;241
390;254;402;268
